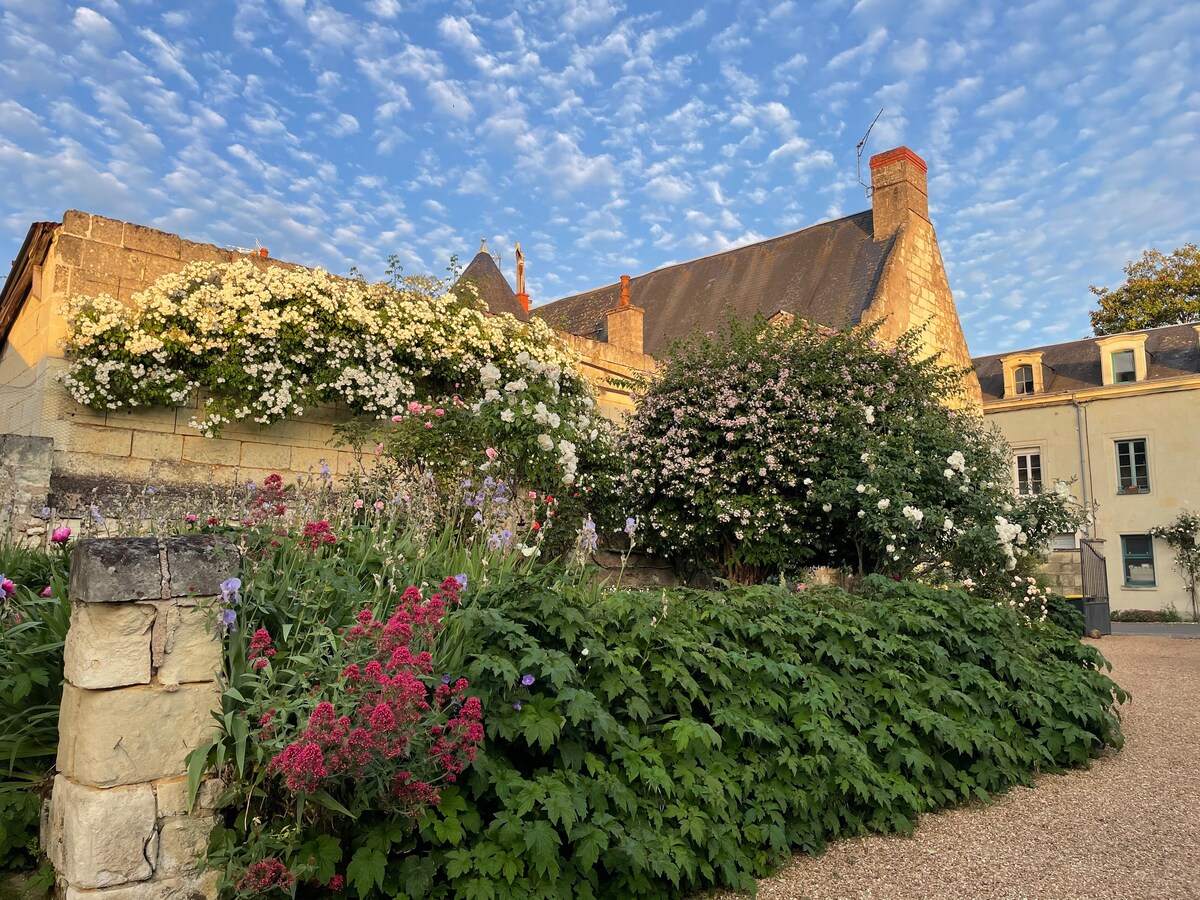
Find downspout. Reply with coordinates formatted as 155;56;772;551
1071;395;1094;537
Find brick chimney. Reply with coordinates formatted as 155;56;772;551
869;146;928;240
605;274;644;354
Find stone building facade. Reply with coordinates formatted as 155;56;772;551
974;323;1200;614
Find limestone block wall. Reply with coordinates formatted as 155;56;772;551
1039;550;1084;597
560;332;655;420
42;536;237;899
0;434;52;541
862;216;983;410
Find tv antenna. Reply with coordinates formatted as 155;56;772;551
856;108;884;199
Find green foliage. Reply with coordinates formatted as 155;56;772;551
621;315;1086;589
240;570;1116;900
0;792;41;872
1110;608;1184;623
1089;243;1200;335
1044;593;1085;634
0;543;70;873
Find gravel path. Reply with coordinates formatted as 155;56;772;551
711;636;1200;900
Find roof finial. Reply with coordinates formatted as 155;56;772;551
479;237;487;254
515;242;526;296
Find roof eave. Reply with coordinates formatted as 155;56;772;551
0;221;59;347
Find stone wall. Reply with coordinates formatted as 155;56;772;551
42;536;236;899
1038;550;1083;597
0;434;52;541
862;216;983;410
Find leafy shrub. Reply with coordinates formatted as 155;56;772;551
415;575;1125;899
622;316;1086;588
1044;593;1085;634
0;543;70;873
1110;608;1183;623
213;541;1126;898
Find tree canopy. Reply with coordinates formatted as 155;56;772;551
1089;243;1200;335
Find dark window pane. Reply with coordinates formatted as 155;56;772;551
1113;350;1136;383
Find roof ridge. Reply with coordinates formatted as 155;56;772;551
972;319;1200;363
543;209;873;304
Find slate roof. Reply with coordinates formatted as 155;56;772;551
531;211;894;357
972;322;1200;402
454;251;527;320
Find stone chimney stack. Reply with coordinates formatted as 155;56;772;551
605;274;644;355
869;146;929;240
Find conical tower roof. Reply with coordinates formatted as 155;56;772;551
454;248;527;320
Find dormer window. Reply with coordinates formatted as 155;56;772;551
1000;351;1045;398
1095;333;1148;385
1112;350;1136;383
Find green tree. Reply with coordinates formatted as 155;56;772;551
1089;243;1200;335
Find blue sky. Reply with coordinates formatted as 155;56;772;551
0;0;1196;355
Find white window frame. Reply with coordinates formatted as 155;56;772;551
1095;333;1148;385
1014;448;1044;495
1114;437;1150;494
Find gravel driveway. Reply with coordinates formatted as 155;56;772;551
710;636;1200;900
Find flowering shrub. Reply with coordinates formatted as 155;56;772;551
61;258;585;436
1150;510;1200;620
622;316;1085;588
0;543;70;872
189;509;505;896
252;578;482;825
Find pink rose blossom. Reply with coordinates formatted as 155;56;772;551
354;499;365;510
484;447;498;460
51;526;71;543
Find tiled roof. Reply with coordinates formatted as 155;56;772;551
972;322;1200;402
454;251;527;320
531;211;894;357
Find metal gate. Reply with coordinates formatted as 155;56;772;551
1079;538;1112;635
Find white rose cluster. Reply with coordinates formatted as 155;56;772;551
60;259;583;437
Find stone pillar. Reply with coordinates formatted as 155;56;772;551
43;536;238;899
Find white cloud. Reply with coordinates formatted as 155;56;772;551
978;85;1027;116
827;27;887;70
136;28;198;90
891;38;929;74
560;0;621;34
73;7;121;44
331;113;360;136
644;174;691;202
427;81;474;120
